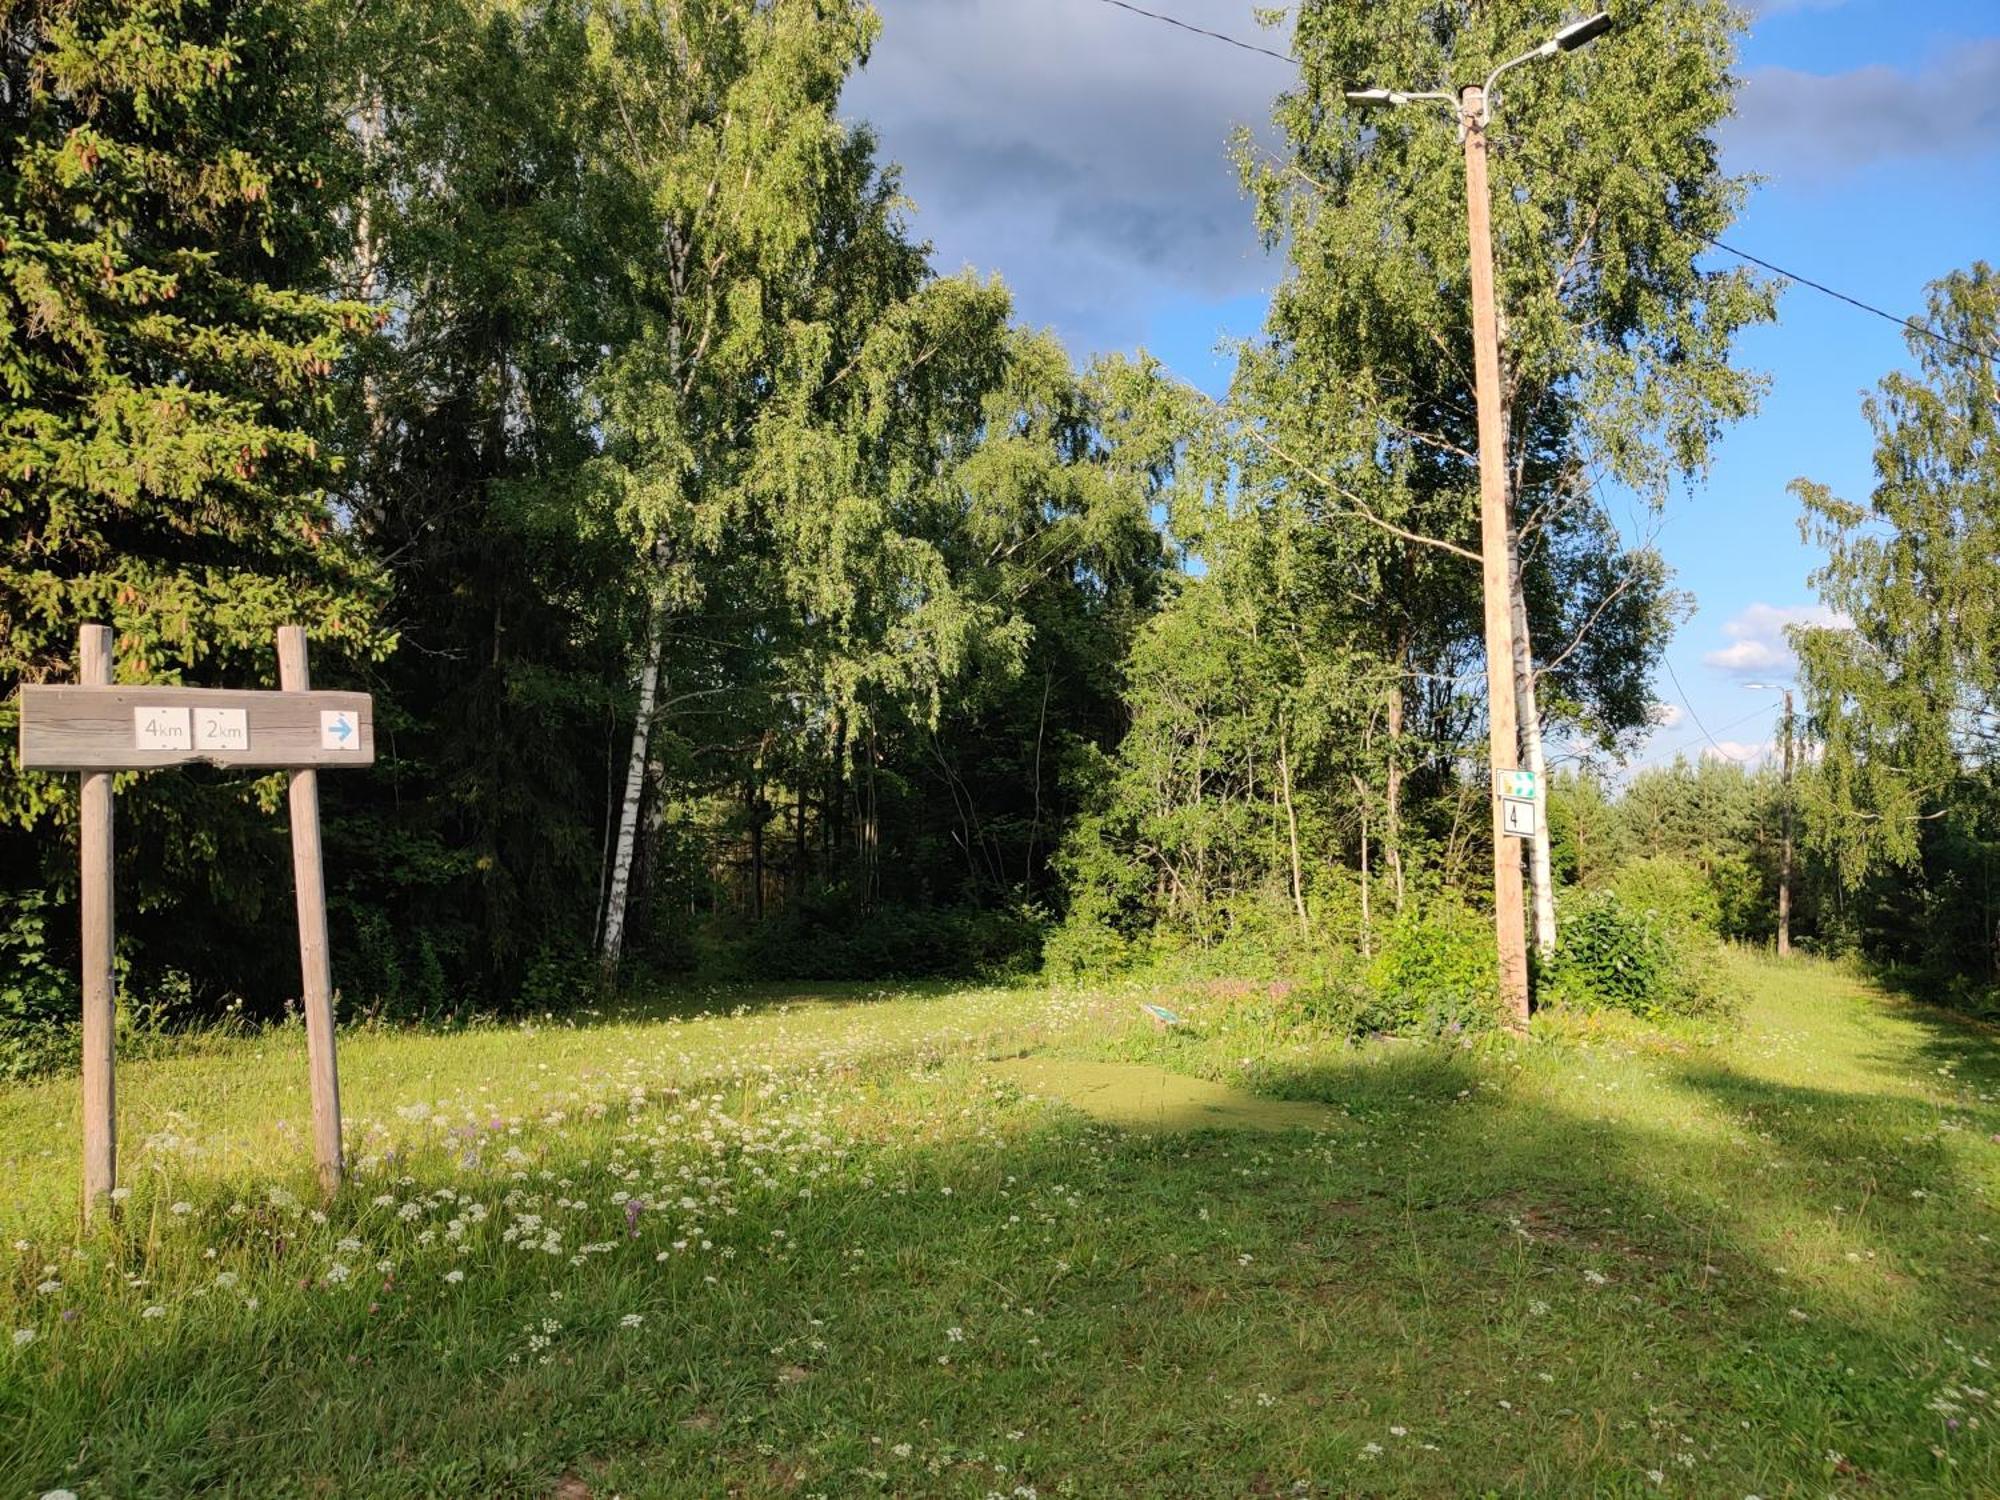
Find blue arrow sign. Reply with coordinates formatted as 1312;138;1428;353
320;710;361;750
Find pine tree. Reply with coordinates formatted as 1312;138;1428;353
1;0;386;999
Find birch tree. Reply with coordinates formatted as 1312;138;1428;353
583;0;887;968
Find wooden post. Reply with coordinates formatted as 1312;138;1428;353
78;625;116;1222
1460;83;1531;1028
277;626;344;1192
1777;688;1795;958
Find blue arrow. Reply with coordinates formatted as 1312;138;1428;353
332;715;352;742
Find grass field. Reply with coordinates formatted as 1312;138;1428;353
4;954;1998;1497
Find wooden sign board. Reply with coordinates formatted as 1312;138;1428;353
20;626;367;1218
18;685;373;770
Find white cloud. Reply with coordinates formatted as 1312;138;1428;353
1723;40;2000;184
1701;602;1848;679
1649;702;1686;729
844;0;1285;354
1703;738;1776;767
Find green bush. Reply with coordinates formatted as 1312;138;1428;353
1611;855;1723;937
709;893;1046;982
1041;905;1134;979
0;889;78;1079
1544;888;1738;1022
1359;897;1502;1037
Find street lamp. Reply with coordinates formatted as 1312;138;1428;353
1744;681;1796;957
1343;13;1614;1026
1344;11;1611;126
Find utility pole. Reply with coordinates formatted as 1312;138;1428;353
1777;687;1794;957
1346;13;1612;1027
1461;80;1530;1025
1745;681;1795;957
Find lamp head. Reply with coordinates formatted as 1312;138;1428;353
1344;87;1406;107
1552;11;1613;51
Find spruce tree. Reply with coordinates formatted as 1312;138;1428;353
1;0;385;1000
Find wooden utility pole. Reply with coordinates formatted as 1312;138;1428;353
1777;687;1794;958
277;626;345;1191
1460;83;1531;1025
77;625;117;1222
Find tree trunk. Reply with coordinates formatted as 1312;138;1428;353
598;604;668;972
792;775;808;905
1385;663;1407;913
860;729;880;909
1277;717;1307;934
1508;528;1558;957
748;783;766;922
1352;771;1373;956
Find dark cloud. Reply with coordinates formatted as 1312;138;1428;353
843;0;1287;354
1724;39;2000;183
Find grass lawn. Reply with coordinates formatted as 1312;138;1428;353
3;953;1998;1497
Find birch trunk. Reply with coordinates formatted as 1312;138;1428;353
1277;718;1308;934
1507;528;1558;957
597;605;668;972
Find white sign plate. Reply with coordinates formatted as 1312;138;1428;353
1501;769;1539;800
194;706;249;751
319;710;361;751
1501;795;1538;839
133;706;191;751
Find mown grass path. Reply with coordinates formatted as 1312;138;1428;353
3;956;1997;1497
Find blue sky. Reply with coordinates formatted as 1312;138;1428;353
845;0;2000;769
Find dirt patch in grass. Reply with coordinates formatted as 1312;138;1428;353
986;1056;1342;1133
1479;1192;1583;1245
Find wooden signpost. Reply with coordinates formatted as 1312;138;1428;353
18;625;373;1217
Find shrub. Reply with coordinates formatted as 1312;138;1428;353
1041;905;1134;979
0;889;78;1079
1611;855;1723;938
1544;888;1738;1022
1359;896;1502;1037
712;893;1045;982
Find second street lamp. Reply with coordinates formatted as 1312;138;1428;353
1345;12;1613;1026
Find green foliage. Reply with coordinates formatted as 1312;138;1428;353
0;0;389;1004
1611;854;1724;938
0;0;1812;1030
1544;887;1738;1022
1788;264;2000;994
0;889;77;1079
1543;890;1682;1019
704;894;1044;983
1360;897;1502;1037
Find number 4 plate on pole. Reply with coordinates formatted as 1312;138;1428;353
1501;795;1537;839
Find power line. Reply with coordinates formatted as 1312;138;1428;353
1662;655;1770;764
1081;5;1995;366
1085;0;1294;65
1695;234;1997;367
1490;133;1998;367
1644;697;1777;768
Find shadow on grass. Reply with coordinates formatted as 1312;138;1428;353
9;1022;2000;1498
